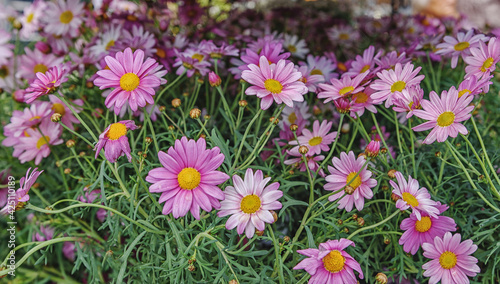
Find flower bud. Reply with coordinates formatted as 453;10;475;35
344;185;355;195
255;230;264;236
66;139;75;148
168;125;175;131
341;122;350;133
199;134;206;139
391;192;401;202
35;41;51;54
357;217;365;226
352;213;358;220
145;137;153;144
387;169;397;178
290;124;298;132
313;105;321;116
51;113;62;122
270;210;278;223
64;168;71;174
298;146;309;155
238;100;248;107
283;236;290;242
86;81;94;88
383;238;390;245
172;98;181;108
269;117;279;125
435;151;441;157
380;147;388;154
197;78;204;84
208;71;221;87
204;115;210;121
376;273;388;284
365;140;380;157
190;108;201;119
188;264;195;272
13;90;26;103
159;105;166;112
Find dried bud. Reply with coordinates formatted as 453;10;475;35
86;81;94;88
380;147;388;154
388;169;397;178
159;105;166;112
190;108;201;119
64;168;71;174
145;137;153;144
352;213;358;220
298;145;309;155
229;280;238;284
188;264;195;272
435;151;441;157
283;236;290;242
290;124;298;132
255;230;264;236
391;192;401;202
270;210;278;223
357;217;365;226
79;151;85;157
337;219;343;225
238;100;248;107
204;115;210;121
376;272;388;284
313;105;321;116
270;117;279;125
381;185;389;191
341;123;350;133
344;185;355;195
66;139;75;148
384;238;390;245
365;140;380;157
172;98;181;108
208;71;222;87
199;134;206;139
51;113;62;122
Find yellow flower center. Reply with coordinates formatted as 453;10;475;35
288;45;297;53
191;53;204;62
120;73;140;92
402;192;419;207
339;86;355;97
360;65;370;73
346;172;362;189
439;251;458;269
26;13;34;23
322;250;345;273
106;122;127;140
105;40;115;51
52;103;66;116
339;33;350;40
310;69;323;75
458;89;471;98
408;101;414;109
481;57;494;72
59;10;74;24
391;81;406;93
36;136;50;149
30;115;41;121
454;41;470;51
264;79;283;94
177;167;201;190
33;64;48;74
437;111;455;127
309;136;323;146
353;92;368;103
182;62;194;69
288;112;297;124
0;65;8;78
240;194;261;214
415;216;432;232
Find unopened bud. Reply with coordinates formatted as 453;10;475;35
208;71;221;87
365;140;380;157
204;115;210;121
106;250;113;257
352;213;358;220
145;137;153;144
376;272;388;284
384;238;390;245
64;168;71;174
391;192;401;202
337;219;343;225
255;230;264;236
270;210;278;223
86;81;94;88
380;147;388;154
188;264;195;272
35;41;51;54
283;236;290;242
172;98;181;108
290;124;298;131
357;217;365;226
79;151;85;156
197;78;204;84
435;151;441;157
298;146;309;155
51;113;62;122
341;123;350;133
270;117;279;125
239;100;248;107
229;280;238;284
344;185;355;195
381;185;389;191
168;125;175;131
66;139;75;148
190;108;201;119
159;105;166;112
388;169;397;178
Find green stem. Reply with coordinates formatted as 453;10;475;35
347;210;400;240
470;116;500;186
371;112;396;163
55;92;98;142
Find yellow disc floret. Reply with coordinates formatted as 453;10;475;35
346;172;362;189
59;10;74;24
391;81;406;93
106;123;127;140
402;192;419;207
323;250;345;273
240;194;262;214
264;79;283;94
439;251;457;269
309;136;323;146
120;73;140;92
177;167;201;190
339;86;355;97
36;136;50;149
51;103;66;116
415;216;432;232
454;42;470;51
437;111;455;127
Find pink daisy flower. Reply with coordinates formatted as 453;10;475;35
16;119;63;165
464;37;500;79
19;0;47;40
94;47;164;113
297;65;325;93
279;102;311;130
283;34;309;59
393;85;424;119
293;239;364;284
145;137;229;220
241;56;307;110
390;172;439;220
284;148;326;177
33;224;55;242
375;51;411;70
350;86;379;117
44;0;85;37
344;46;383;78
371;62;425;107
457;74;493;98
94;120;137;163
289;120;337;156
173;49;211;78
0;59;17;92
1;167;43;215
24;64;69;104
301;54;337;81
399;202;457;255
324;151;377;212
112;25;157;58
412;87;474;144
435;30;488;69
48;95;83;130
317;71;368;103
0;29;13;65
2;101;52;147
17;47;64;81
422;232;480;284
239;42;290;73
217;168;282;238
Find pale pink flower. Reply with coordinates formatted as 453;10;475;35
94;120;137;163
436;30;488;69
289;120;337;156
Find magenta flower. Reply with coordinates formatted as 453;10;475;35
422;232;480;284
44;0;84;37
94;120;137;163
24;64;69;104
393;85;424;119
242;56;307;110
239;42;290;73
284;147;326;177
1;167;43;215
289;120;337;155
371;62;425;107
412;87;474;144
365;140;380;157
17;119;63;165
208;71;221;87
48;95;83;131
173;48;211;77
145;137;229;220
94;48;164;113
33;224;55;242
325;151;377;212
399;202;456;255
390;172;439;220
217;168;282;238
464;37;500;79
458;75;493;98
17;47;64;81
317;71;368;103
435;30;488;69
375;51;411;70
293;239;364;283
344;45;382;78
